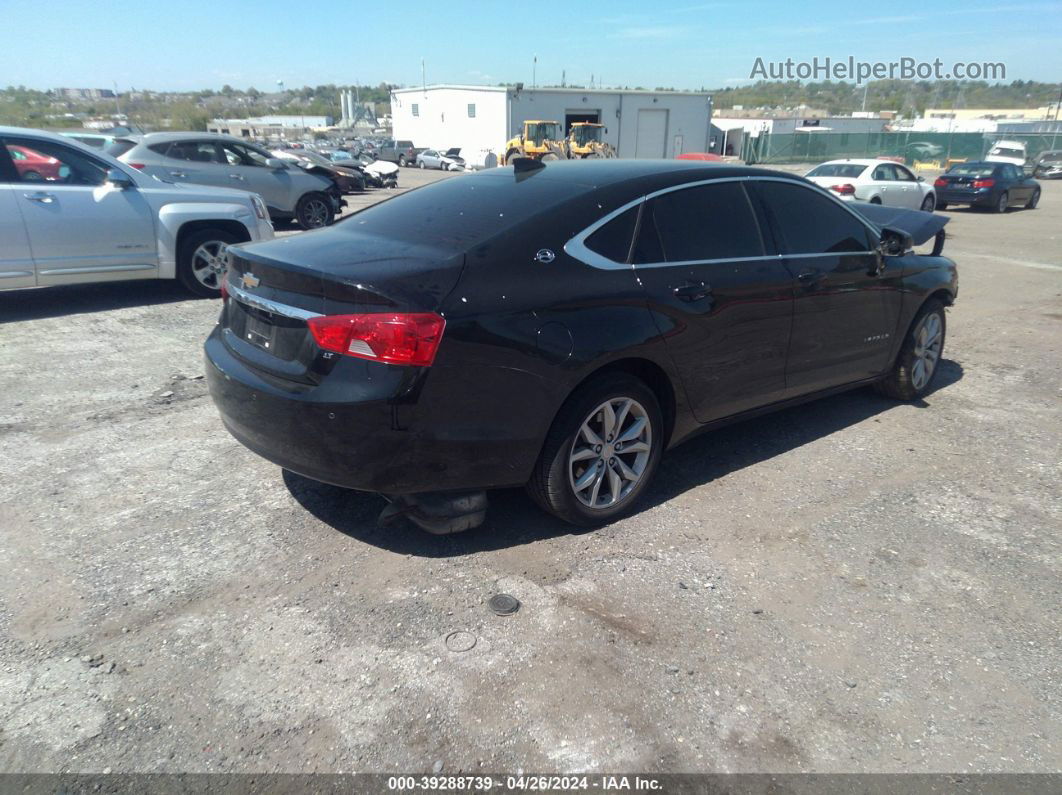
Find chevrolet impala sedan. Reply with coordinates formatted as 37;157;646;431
206;161;958;531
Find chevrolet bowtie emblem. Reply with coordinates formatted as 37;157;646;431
241;272;260;289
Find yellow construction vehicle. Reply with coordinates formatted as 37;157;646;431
566;122;616;159
503;120;568;164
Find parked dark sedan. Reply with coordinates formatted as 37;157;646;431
934;161;1040;212
206;161;958;531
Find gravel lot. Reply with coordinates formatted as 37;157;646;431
1;165;1059;775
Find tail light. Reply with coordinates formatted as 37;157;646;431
933;177;947;187
829;183;856;195
307;313;446;367
127;163;146;170
973;178;995;188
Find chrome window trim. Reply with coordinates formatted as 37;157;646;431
564;175;881;271
227;279;322;321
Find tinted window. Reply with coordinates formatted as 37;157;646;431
4;138;108;186
646;182;763;262
168;141;223;163
632;211;665;264
806;163;867;179
756;181;871;255
0;144;17;182
222;143;270;166
106;139;136;158
585;206;638;262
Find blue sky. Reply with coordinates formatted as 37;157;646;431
2;0;1060;91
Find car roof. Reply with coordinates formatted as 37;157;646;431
815;158;891;167
124;131;263;146
479;159;804;189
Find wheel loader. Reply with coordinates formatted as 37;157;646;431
566;122;616;159
503;120;568;164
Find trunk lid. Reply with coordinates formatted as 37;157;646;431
222;229;465;383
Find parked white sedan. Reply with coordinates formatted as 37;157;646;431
805;159;936;212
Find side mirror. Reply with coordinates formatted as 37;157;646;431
106;168;134;189
917;176;925;182
265;158;288;169
879;226;913;257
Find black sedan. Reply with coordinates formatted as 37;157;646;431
206;161;958;531
933;161;1040;213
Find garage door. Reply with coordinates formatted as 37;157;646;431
635;109;668;159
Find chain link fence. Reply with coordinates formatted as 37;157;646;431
742;130;1062;168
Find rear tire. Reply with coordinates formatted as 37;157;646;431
295;192;334;230
177;228;242;298
876;300;946;401
994;191;1009;213
1025;189;1040;209
526;374;664;526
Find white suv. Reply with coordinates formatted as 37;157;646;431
0;126;274;297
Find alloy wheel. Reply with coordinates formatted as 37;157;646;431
911;311;943;391
568;397;652;510
300;198;329;228
190;241;229;290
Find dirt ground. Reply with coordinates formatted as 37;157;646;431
0;165;1059;775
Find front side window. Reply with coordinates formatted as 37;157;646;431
222;143;271;167
3;137;108;186
641;182;764;263
755;181;872;255
894;165;916;182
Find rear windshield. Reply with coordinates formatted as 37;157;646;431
990;147;1024;158
806;163;868;178
336;171;592;250
948;164;997;177
105;139;136;158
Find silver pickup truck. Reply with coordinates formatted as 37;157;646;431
1;126;274;297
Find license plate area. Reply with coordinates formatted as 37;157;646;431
244;314;276;350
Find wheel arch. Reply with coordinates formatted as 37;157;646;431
176;219;251;257
563;357;678;448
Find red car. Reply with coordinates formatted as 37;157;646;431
6;145;63;181
676;152;724;161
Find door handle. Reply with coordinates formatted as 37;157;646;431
797;269;824;287
23;191;55;203
169;171;187;178
673;280;712;302
228;174;245;181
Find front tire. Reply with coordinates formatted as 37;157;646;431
526;374;664;526
418;160;426;169
1025;189;1040;209
876;300;946;401
177;228;242;298
398;155;407;167
295;192;334;230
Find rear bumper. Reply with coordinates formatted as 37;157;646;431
204;326;548;494
936;188;996;206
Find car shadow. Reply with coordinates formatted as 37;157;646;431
285;359;964;557
0;280;206;323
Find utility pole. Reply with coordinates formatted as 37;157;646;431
533;55;537;91
113;81;122;118
422;58;427;96
861;83;868;113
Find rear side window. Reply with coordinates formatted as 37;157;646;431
644;182;764;263
755;181;872;255
106;139;136;158
585;206;639;263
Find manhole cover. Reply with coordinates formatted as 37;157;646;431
488;593;521;616
444;631;477;653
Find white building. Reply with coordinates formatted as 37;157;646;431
391;85;714;159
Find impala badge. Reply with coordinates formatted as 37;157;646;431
241;272;260;289
534;249;556;264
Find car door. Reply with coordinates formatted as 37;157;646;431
750;179;903;395
0;147;36;288
2;136;158;286
892;164;924;208
1002;165;1031;202
869;163;904;206
154;139;227;186
218;141;292;213
628;179;794;423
